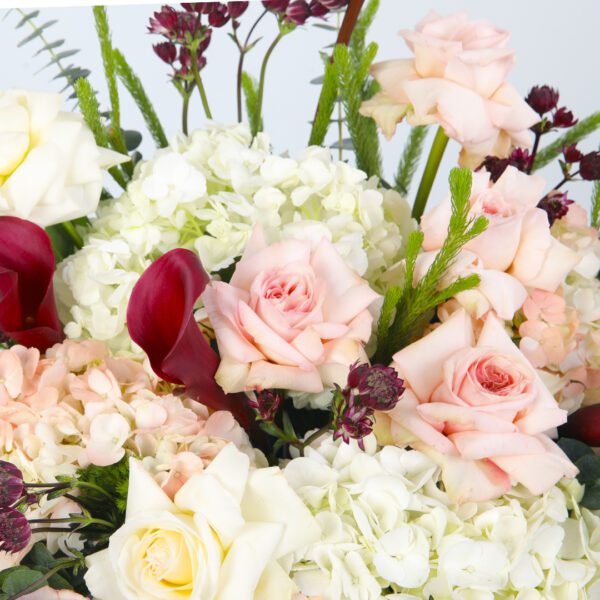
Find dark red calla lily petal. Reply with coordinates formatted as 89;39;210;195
0;217;64;352
559;404;600;447
127;249;249;426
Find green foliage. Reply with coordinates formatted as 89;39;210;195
592;180;600;229
395;126;428;195
373;168;487;364
10;9;89;100
113;49;168;148
308;59;338;147
93;6;132;180
333;42;382;178
241;72;263;137
75;457;129;536
349;0;379;62
533;112;600;170
557;437;600;510
75;78;128;191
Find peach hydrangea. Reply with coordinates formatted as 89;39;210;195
0;339;260;491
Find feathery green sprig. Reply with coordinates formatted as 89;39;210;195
242;72;263;137
374;168;487;364
395;126;429;195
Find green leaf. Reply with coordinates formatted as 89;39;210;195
575;453;600;485
557;437;595;463
242;72;263;138
113;48;168;148
34;39;63;54
2;568;43;595
350;0;379;62
282;411;296;440
395;126;429;195
374;168;487;363
533;112;600;170
18;20;57;46
16;10;39;28
123;129;143;151
309;58;338;147
582;482;600;510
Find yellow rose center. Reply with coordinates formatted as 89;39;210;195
141;529;194;586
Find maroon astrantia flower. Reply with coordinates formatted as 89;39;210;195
127;249;248;426
228;1;249;18
0;507;31;553
478;149;532;182
148;5;179;36
0;217;64;352
153;41;177;64
0;462;24;507
317;0;349;8
333;363;404;449
559;404;600;447
525;85;559;116
563;144;584;164
285;0;311;24
247;389;282;422
579;152;600;181
553;106;578;128
308;0;329;17
507;148;533;173
262;0;290;12
537;191;574;225
208;4;230;27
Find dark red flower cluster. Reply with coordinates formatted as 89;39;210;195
247;389;282;422
526;85;578;133
0;462;30;554
478;148;533;182
332;363;404;449
537;191;574;225
262;0;348;26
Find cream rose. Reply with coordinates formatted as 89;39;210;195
0;90;127;226
377;309;577;502
421;166;580;291
84;444;320;600
202;228;380;394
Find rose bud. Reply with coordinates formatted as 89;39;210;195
0;507;31;553
153;41;177;64
525;85;559;116
553;106;578;128
559;404;600;447
563;144;584;163
580;151;600;181
0;462;24;507
228;1;249;17
537;191;574;225
285;0;311;24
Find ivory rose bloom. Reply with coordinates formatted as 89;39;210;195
202;228;380;393
359;12;539;167
421;166;580;291
377;309;577;502
0;90;127;226
85;444;320;600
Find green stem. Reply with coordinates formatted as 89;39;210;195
301;425;331;452
7;560;81;600
255;31;286;134
191;44;213;119
182;90;192;135
412;127;449;221
60;221;83;249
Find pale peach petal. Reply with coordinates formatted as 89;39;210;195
359;93;409;140
291;327;325;364
370;59;417;101
246;361;322;393
475;268;527;320
417;402;517;433
466;215;524;271
392;309;474;401
449;431;545;459
0;351;24;398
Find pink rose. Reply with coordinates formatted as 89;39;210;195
203;228;379;393
359;11;539;167
378;309;577;502
421;166;580;291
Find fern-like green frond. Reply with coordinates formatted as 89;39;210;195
75;78;128;190
350;0;379;62
242;72;263;137
308;59;338;146
592;180;600;229
395;126;428;195
533;112;600;170
373;168;487;364
113;49;168;148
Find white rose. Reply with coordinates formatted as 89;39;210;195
85;444;320;600
0;89;127;226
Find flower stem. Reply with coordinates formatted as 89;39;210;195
191;43;213;120
255;31;286;135
7;559;80;600
182;90;192;135
301;425;331;451
527;131;542;174
412;127;449;221
60;221;83;249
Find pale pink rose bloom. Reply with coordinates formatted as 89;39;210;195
379;309;577;502
203;228;380;394
421;167;580;291
359;11;539;167
519;289;578;368
20;588;87;600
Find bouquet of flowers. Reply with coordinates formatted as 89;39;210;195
2;1;600;598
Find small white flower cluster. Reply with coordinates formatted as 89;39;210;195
285;435;600;600
56;123;414;353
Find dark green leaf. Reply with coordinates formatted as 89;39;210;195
123;129;142;151
330;138;354;150
2;568;43;595
582;482;600;510
575;453;600;485
313;23;337;31
18;20;57;46
23;543;55;569
557;437;595;464
34;39;63;55
16;10;39;28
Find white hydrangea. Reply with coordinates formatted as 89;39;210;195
56;123;414;353
284;435;600;600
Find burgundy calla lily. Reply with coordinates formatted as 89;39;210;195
0;216;64;352
559;404;600;447
127;249;249;426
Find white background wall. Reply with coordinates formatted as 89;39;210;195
1;0;600;208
